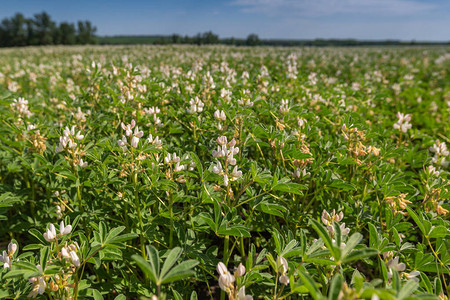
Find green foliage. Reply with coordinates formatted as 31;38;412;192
0;45;449;299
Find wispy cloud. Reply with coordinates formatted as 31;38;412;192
231;0;437;17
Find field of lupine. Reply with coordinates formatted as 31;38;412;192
0;45;449;300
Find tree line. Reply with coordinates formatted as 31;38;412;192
0;12;97;47
99;32;448;47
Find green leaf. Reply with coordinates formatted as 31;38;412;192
190;291;198;300
428;226;448;239
310;219;335;258
190;151;203;180
398;280;418;300
405;207;426;236
219;225;251;237
328;274;343;300
298;267;324;300
341;232;362;261
342;248;378;264
160;247;182;279
329;179;357;191
131;254;158;284
40;246;50;271
160;260;199;284
272;182;305;195
92;289;104;300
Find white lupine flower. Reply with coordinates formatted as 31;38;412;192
212;161;224;175
297;117;307;128
118;135;128;152
147;134;162;146
280;274;290;285
60;221;72;236
121;120;136;136
174;161;187;172
212;146;226;158
387;256;406;275
131;136;140;148
404;270;420;282
11;97;33;117
8;242;17;256
230;166;242;180
56;205;63;219
234;263;246;277
277;256;288;274
69;251;81;267
280;99;290;114
73;107;86;121
165;153;181;164
427;165;440;177
237;98;254;107
393;112;412;133
214;110;226;121
75;131;84;140
0;251;12;269
217;262;235;292
340;223;350;235
79;158;88;168
61;246;70;259
228;155;237;166
217;136;227;145
189;97;204;113
237;286;253;300
28;274;46;298
321;209;344;226
43;224;57;242
223;174;229;186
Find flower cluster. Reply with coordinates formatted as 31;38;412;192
214;109;226;130
279;99;290;114
277;256;289;285
0;242;18;269
321;209;350;238
43;221;72;242
144;106;162;126
24;124;47;154
188;96;204;114
55;125;87;168
212;136;242;187
118;119;144;151
429;139;449;168
11;97;33;119
61;242;81;267
217;262;252;300
393;112;412;133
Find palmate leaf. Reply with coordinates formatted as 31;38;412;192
131;254;158;284
160;247;183;279
160;259;199;284
298;267;325;300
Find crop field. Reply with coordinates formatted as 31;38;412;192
0;45;449;299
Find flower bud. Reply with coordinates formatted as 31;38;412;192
235;263;246;277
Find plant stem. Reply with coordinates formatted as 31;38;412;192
169;191;174;248
133;171;146;257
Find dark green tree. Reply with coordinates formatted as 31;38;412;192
246;33;260;46
59;22;77;45
33;12;56;45
77;20;97;44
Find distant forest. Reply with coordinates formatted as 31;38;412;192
99;33;449;47
1;12;448;48
0;12;96;47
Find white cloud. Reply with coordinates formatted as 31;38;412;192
231;0;437;17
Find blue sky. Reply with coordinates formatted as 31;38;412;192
1;0;449;41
